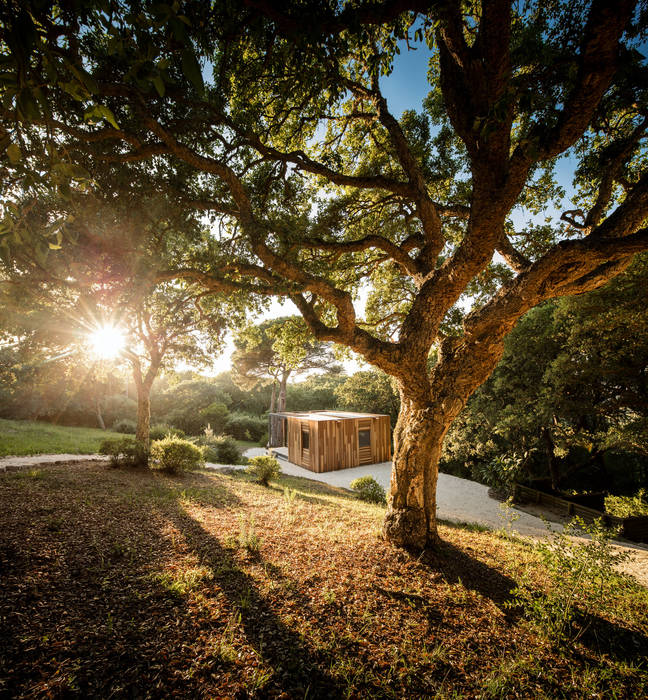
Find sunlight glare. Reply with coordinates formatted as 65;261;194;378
89;325;126;359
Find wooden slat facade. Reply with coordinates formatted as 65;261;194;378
282;412;391;473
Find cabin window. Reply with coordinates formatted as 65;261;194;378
358;429;371;448
301;427;310;450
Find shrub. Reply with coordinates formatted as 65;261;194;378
258;431;269;447
508;517;629;645
149;423;184;441
350;475;387;504
203;435;242;465
199;402;230;434
150;436;205;474
224;412;267;441
112;418;137;434
471;453;524;494
605;488;648;518
99;437;148;468
246;455;281;486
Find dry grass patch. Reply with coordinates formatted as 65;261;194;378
0;462;646;699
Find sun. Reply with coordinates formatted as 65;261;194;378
89;325;126;360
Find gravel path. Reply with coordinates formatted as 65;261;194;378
3;451;646;585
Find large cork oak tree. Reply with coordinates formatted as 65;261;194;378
3;0;648;548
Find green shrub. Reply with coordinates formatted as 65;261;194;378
149;423;184;441
605;488;648;517
203;434;242;465
112;418;137;434
199;402;230;434
350;475;387;504
224;412;267;441
258;431;269;447
508;517;629;645
471;453;524;494
246;455;281;486
150;437;205;474
99;437;148;468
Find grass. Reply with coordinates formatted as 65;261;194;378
234;439;260;453
1;461;647;698
0;418;124;457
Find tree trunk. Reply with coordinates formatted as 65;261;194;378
542;427;561;490
96;397;106;430
383;395;452;549
269;380;277;413
136;385;152;446
278;370;290;412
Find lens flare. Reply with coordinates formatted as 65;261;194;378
89;325;125;359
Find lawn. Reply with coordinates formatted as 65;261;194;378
0;462;646;698
0;418;123;457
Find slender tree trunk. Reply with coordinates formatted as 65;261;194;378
269;380;277;413
132;358;160;448
278;369;290;412
542;427;561;491
96;397;106;430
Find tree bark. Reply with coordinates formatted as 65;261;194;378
269;380;277;413
278;369;290;411
132;357;160;448
383;394;452;549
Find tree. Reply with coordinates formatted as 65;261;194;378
444;253;648;492
335;370;400;424
232;317;341;412
3;1;648;548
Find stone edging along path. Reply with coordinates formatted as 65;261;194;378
2;452;647;586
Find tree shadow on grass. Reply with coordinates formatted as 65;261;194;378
165;501;343;698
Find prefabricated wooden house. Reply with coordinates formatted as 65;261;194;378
269;410;391;473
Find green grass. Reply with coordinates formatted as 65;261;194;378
233;439;260;453
0;418;123;457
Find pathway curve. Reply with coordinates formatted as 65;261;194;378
2;451;646;585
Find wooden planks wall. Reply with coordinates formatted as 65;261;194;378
287;415;391;472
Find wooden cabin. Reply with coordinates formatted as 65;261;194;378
269;411;391;473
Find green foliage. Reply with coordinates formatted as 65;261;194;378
149;423;184;441
203;434;242;465
237;514;261;552
335;370;399;423
605;489;648;518
246;455;281;487
349;475;387;505
99;437;148;468
199;402;230;434
149;436;205;474
112;418;137;434
224;412;267;441
471;454;525;495
509;518;630;645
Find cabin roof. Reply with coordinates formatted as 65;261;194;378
270;410;388;421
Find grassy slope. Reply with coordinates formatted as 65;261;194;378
0;418;123;457
0;462;646;699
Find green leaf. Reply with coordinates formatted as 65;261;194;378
6;143;21;164
84;104;120;130
181;48;204;94
152;74;166;97
53;162;90;180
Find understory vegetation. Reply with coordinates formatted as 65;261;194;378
0;462;646;698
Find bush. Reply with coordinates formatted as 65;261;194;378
471;453;524;495
246;455;281;486
605;489;648;518
149;423;185;441
508;517;629;645
258;431;269;447
112;418;137;434
203;435;242;465
350;475;386;504
224;412;267;441
150;437;205;474
199;402;230;434
99;437;148;468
